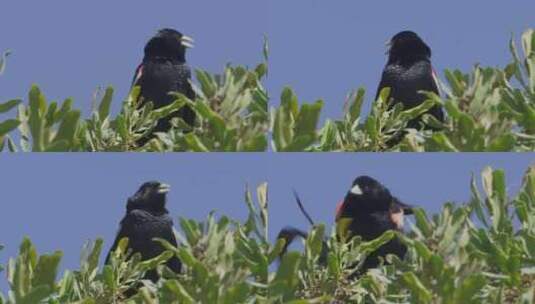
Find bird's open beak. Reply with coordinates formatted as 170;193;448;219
157;183;171;194
181;35;195;48
393;197;414;215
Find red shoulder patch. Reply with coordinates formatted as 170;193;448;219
390;210;405;230
335;200;344;220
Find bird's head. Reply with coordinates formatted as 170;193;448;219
387;31;431;63
144;28;194;62
127;181;171;213
338;176;414;228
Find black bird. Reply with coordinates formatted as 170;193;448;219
132;28;196;143
335;176;413;271
376;31;444;130
106;181;181;283
277;176;413;274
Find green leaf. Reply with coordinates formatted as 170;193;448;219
161;280;195;304
271;252;301;300
280;87;299;117
32;251;62;289
19;285;52;304
0;119;20;137
360;230;396;255
487;134;516;152
401;272;433;303
348;88;365;123
52;110;81;150
85;238;103;275
0;99;21;114
295;100;323;136
195;70;216;98
283;134;316;152
454;274;487;303
183;133;210;152
6;135;17;152
28;85;46;152
98;87;114;120
413;208;433;238
55;98;73;123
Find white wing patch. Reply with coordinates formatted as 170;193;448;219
350;184;363;195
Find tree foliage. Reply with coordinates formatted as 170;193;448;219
0;52;268;152
1;167;535;303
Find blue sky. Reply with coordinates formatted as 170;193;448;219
0;153;533;292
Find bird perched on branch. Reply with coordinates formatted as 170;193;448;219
277;176;414;274
335;175;413;270
106;181;181;282
132;28;196;145
376;31;444;130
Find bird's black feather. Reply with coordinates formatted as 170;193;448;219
106;181;181;283
276;176;413;276
132;28;196;146
376;31;444;131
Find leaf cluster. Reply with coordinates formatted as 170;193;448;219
0;60;268;152
1;167;535;303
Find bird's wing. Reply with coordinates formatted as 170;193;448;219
185;67;195;100
105;210;145;264
159;215;179;247
158;215;181;273
175;64;195;100
375;68;395;101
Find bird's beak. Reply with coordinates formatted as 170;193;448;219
157;183;171;194
181;35;195;48
393;197;414;215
